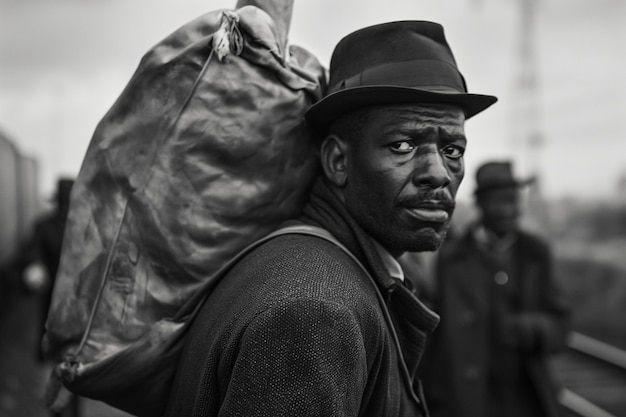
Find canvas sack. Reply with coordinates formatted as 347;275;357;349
44;6;324;416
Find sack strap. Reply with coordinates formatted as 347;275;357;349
266;224;423;408
185;224;412;381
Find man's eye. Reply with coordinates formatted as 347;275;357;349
442;145;465;160
389;141;415;153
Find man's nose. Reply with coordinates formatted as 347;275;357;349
411;150;452;189
498;202;519;217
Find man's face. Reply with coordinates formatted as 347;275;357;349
477;187;521;236
340;104;466;256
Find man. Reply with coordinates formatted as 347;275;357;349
165;21;496;416
21;178;74;361
19;178;79;417
418;161;570;417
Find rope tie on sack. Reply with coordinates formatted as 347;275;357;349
213;11;243;61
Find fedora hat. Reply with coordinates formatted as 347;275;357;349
305;21;497;131
474;161;534;194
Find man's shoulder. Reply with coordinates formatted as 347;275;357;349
224;231;377;302
203;231;386;335
244;232;367;280
517;229;551;255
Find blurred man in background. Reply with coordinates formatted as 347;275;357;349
19;178;78;417
21;179;73;357
416;161;570;417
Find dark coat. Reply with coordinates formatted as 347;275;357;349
18;208;68;361
419;228;570;417
165;179;439;417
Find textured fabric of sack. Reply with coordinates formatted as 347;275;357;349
43;5;324;409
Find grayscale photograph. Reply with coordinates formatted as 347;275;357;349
1;1;625;416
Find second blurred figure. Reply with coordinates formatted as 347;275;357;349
405;161;570;417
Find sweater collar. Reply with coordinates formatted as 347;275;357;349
372;239;405;282
300;177;399;292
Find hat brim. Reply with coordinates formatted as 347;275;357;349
474;177;535;195
305;85;497;132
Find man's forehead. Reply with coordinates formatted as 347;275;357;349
368;103;466;132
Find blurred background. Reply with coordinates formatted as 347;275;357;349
1;0;624;416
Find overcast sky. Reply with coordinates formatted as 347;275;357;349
1;0;625;201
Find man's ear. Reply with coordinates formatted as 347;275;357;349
320;134;348;187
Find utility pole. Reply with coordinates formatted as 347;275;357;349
511;0;549;234
513;0;543;178
470;0;549;232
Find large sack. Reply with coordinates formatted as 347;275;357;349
44;5;324;415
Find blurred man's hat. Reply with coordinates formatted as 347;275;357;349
305;20;498;131
474;161;534;195
54;178;74;203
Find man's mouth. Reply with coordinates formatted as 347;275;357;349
404;207;450;223
402;199;453;223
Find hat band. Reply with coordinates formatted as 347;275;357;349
330;59;467;95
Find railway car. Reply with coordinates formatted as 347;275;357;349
17;154;40;243
0;131;20;270
0;130;41;301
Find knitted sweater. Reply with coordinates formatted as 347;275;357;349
165;178;439;416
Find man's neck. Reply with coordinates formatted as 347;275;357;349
473;223;517;252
